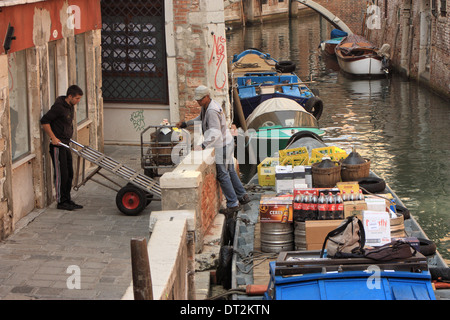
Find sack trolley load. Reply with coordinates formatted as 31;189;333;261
60;139;161;216
140;125;190;178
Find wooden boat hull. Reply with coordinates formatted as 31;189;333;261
336;53;385;75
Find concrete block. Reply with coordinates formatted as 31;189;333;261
159;170;201;189
148;219;187;300
149;209;196;234
194;271;210;300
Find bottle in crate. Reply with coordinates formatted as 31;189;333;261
301;192;310;222
326;192;335;220
310;193;318;220
335;192;344;219
293;194;303;222
318;193;327;220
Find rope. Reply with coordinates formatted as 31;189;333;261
204;288;246;300
234;250;278;274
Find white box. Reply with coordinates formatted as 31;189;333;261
363;210;391;247
293;166;306;186
365;198;388;212
305;166;312;188
275;166;293;194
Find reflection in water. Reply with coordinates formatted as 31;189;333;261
227;15;450;262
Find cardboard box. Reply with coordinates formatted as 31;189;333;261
293;166;306;186
365;197;389;212
305;166;312;188
336;181;360;196
295;220;344;250
275;166;294;193
344;201;367;218
363;210;391;247
259;194;294;223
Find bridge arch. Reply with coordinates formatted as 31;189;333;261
295;0;353;35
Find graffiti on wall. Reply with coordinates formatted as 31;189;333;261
130;110;145;131
208;34;227;90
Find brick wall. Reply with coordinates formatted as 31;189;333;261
172;0;229;123
200;169;221;236
367;0;450;97
305;0;367;34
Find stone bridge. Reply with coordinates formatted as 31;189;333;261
225;0;368;35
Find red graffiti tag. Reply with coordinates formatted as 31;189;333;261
209;34;227;90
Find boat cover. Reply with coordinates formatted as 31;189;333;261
246;98;306;125
330;29;348;39
337;34;378;54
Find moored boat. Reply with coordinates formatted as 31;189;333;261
223;135;450;301
242;98;325;163
319;29;347;56
230;49;324;129
335;34;390;76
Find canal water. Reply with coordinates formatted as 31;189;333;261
226;14;450;262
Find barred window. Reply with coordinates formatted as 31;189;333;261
101;0;168;104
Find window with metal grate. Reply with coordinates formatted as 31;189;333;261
101;0;168;104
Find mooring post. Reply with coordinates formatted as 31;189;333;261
130;237;153;300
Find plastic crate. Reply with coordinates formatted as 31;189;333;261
280;154;309;166
309;146;347;164
257;157;279;186
279;147;308;159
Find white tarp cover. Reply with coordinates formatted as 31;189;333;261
246;98;306;125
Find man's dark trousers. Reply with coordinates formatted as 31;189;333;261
49;144;73;204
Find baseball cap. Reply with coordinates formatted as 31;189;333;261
194;85;210;100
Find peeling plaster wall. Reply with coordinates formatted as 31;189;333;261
0;0;103;240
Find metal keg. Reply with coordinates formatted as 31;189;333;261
294;222;307;251
260;222;294;253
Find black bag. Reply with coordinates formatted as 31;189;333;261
320;216;365;258
364;240;417;261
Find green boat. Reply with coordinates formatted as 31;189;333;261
244;97;326;162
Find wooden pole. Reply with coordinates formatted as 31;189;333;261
130;237;153;300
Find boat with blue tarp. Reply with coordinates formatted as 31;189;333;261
230;49;324;128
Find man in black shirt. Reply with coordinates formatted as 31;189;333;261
40;85;84;211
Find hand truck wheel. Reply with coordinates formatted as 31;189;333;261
116;185;147;216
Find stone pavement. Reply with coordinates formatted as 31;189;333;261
0;145;162;300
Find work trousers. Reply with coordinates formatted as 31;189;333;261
215;144;246;208
49;144;73;204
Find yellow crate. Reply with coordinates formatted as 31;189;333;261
280;154;309;166
257;157;279;186
310;146;347;163
279;147;308;159
311;146;346;158
308;156;323;165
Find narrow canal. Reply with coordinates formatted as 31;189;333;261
226;13;450;263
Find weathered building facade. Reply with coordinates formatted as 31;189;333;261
103;0;231;144
0;0;103;239
367;0;449;97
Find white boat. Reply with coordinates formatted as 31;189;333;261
335;34;390;76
